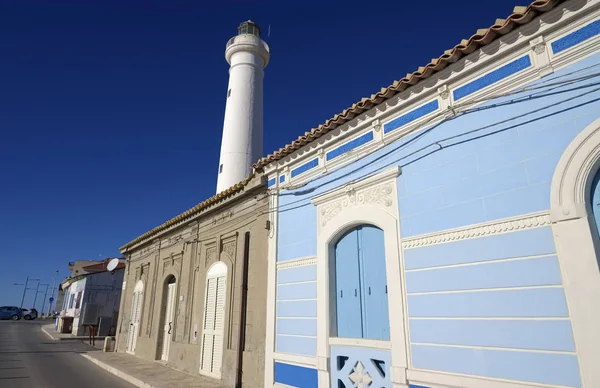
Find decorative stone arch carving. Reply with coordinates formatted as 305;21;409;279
311;166;409;387
550;117;600;387
551;117;600;222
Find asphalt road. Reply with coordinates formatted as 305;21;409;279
0;320;134;388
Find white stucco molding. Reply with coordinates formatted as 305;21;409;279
402;211;551;249
312;166;408;388
550;117;600;222
276;256;317;269
549;117;600;388
312;166;402;227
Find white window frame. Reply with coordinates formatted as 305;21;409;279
312;166;408;388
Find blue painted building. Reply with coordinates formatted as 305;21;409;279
258;1;600;387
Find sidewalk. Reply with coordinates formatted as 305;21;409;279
81;351;227;388
41;323;110;342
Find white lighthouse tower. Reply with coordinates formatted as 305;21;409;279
216;20;270;193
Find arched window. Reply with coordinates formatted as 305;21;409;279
200;261;227;378
331;225;389;340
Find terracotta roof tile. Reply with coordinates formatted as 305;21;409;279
252;0;563;170
120;174;256;251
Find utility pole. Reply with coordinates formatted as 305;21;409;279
48;270;59;316
14;277;39;310
32;281;41;310
40;284;50;314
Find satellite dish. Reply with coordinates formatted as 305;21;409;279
107;258;120;272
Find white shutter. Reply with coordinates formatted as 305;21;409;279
200;274;227;377
127;292;140;353
201;277;217;372
211;276;226;374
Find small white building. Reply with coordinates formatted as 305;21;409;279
58;258;125;336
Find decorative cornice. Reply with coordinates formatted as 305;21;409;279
313;166;400;227
277;256;317;269
312;166;401;206
402;211;551;249
318;184;394;227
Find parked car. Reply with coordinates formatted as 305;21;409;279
0;306;22;321
22;308;38;320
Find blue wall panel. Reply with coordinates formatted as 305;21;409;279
277;282;317;300
409;319;575;351
552;19;600;54
483;183;551;221
291;158;319;178
453;55;531;100
276;318;317;337
277;201;316;261
407;288;568;317
403;227;555;270
326;131;374;161
275;335;317;357
411;344;581;387
268;177;276;187
277;266;317;284
405;256;562;293
277;300;317;317
274;362;318;387
384;99;439;134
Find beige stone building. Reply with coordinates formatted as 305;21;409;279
114;174;269;387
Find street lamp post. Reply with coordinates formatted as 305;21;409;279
48;270;59;316
33;283;49;311
14;277;40;309
40;284;50;314
31;281;41;310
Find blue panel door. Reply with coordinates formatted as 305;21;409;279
334;229;363;338
359;226;390;340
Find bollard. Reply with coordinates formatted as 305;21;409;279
103;337;112;352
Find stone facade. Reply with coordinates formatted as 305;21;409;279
115;175;269;388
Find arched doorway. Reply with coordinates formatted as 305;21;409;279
126;280;144;354
331;224;389;340
159;276;177;361
199;261;227;378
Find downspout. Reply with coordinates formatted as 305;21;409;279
235;231;251;388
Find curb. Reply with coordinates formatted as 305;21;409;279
40;325;110;342
80;354;155;388
41;326;60;341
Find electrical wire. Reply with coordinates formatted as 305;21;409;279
275;72;600;197
263;81;600;215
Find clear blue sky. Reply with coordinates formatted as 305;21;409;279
0;0;523;307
